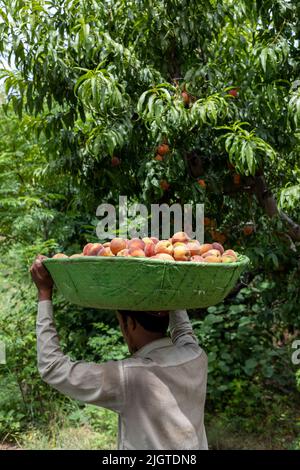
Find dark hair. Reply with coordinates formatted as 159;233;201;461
118;310;169;334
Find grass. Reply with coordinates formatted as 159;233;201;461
205;397;300;450
2;400;299;450
206;418;300;450
21;425;116;450
18;406;118;450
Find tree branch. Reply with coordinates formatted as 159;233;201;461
165;32;300;244
279;210;300;242
183;150;204;178
253;174;300;241
231;173;300;242
252;174;278;217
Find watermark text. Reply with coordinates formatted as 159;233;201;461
96;196;204;241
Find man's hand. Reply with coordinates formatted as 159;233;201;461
30;255;54;301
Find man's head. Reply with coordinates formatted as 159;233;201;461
117;310;170;354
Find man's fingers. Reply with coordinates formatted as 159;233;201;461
29;261;41;275
30;264;41;279
36;254;48;261
30;258;48;279
34;267;44;281
30;255;47;272
35;263;49;279
30;254;54;293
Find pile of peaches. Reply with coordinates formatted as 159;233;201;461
52;232;239;263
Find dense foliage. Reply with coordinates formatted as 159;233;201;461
0;0;299;447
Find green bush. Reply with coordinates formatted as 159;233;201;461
191;273;299;417
0;242;127;440
0;251;66;438
68;405;117;438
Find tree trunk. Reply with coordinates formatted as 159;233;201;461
253;174;300;242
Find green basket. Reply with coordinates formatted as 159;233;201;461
43;255;250;311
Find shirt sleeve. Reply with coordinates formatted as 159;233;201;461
169;309;200;347
36;300;125;413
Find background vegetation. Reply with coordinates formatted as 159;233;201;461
0;0;299;449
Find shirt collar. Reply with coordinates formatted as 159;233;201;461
133;337;172;358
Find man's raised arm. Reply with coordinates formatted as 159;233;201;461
31;257;124;413
169;310;200;348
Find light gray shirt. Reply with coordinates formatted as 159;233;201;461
37;301;208;450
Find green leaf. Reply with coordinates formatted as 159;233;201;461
244;358;258;376
245;143;255;175
204;313;223;325
260;48;268;73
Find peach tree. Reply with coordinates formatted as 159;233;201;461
0;0;299;431
1;1;299;252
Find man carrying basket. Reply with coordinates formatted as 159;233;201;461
30;255;208;450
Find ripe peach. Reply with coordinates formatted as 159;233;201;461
197;179;206;188
110;237;127;255
221;255;236;263
223;249;237;260
150;253;174;261
204;255;221;263
98;247;114;257
83;243;93;256
172;231;189;244
228;88;238;98
199;243;213;255
116;249;130;257
128;238;145;251
202;249;221;259
191;255;205;262
128;248;146;257
173;242;187;248
53;253;68;259
186;241;201;256
212;242;224;255
111;156;121;167
144;243;156;257
157;144;170;156
150;237;159;244
233;173;241;185
103;241;111;247
69;253;84;258
173;245;191;261
211;231;227;244
87;243;104;256
182;91;190;106
155;240;173;255
160;180;170;191
243;225;254;236
142;237;154;245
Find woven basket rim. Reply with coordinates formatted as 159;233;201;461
44;254;250;268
